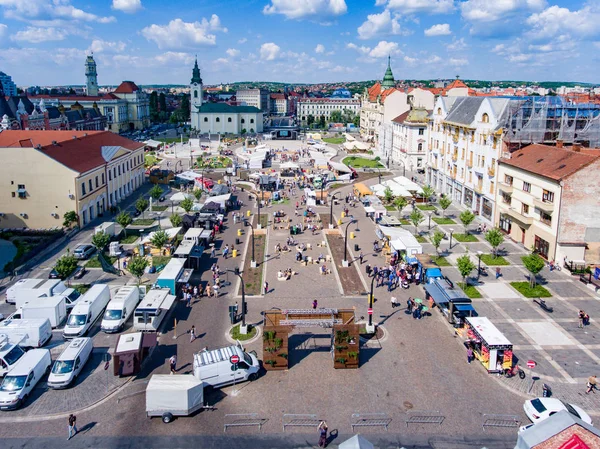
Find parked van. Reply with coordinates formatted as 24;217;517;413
63;285;110;339
133;289;176;332
20;296;67;328
5;279;46;304
101;286;142;333
0;318;52;348
0;338;26;377
47;337;93;389
192;343;260;388
0;349;51;410
13;279;67;309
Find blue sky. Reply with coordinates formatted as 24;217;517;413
0;0;599;86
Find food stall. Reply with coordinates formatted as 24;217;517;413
465;317;513;373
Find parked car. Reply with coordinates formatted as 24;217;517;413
72;266;86;280
523;398;592;425
73;244;96;260
48;268;61;279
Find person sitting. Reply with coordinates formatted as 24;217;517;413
296;251;303;262
277;270;285;279
318;253;325;262
320;264;327;275
282;245;289;252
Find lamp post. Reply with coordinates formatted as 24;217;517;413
449;228;454;250
329;192;341;229
343;219;357;267
477;250;483;281
227;268;247;331
367;268;390;334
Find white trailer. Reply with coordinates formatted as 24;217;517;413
146;374;205;423
21;296;67;328
95;221;116;237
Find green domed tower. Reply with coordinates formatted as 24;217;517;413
381;55;395;89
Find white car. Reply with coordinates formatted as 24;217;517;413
524;398;592;425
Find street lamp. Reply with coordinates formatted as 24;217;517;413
329;192;341;229
367;268;390;333
477;250;483;281
227;268;247;331
343;219;357;267
449;228;454;250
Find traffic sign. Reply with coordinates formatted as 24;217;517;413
230;354;240;364
367;308;373;315
527;360;536;369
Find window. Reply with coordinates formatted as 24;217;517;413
534;235;549;259
113;168;116;179
489;181;495;194
11;192;15;198
418;128;424;135
417;143;423;152
16;184;26;199
227;117;232;123
542;189;554;203
437;107;442;115
505;175;513;186
250;119;254;124
481;156;485;167
241;118;245;124
204;117;208;122
81;183;86;195
194;90;198;98
499;214;512;234
522;204;529;214
101;173;105;184
523;182;531;192
88;180;93;191
95;176;99;188
482;113;489;123
108;170;112;181
502;192;511;204
540;210;552;226
216;117;220;122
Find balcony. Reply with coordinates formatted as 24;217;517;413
533;197;555;212
504;206;534;225
499;182;513;193
488;167;496;177
474;184;484;195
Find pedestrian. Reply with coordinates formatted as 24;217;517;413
407;297;414;313
495;267;502;279
264;281;269;295
579;310;586;328
317;420;328;448
190;325;196;342
391;296;398;308
67;414;77;440
169;354;177;374
193;286;198;299
359;251;364;264
205;284;212;298
222;244;229;259
186;292;192;307
587;375;598;394
312;299;318;309
213;283;219;298
467;346;473;364
365;264;372;277
211;246;216;258
584;312;590;326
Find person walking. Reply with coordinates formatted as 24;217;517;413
222;244;229;259
205;284;212;298
67;414;77;440
211;246;216;258
186;291;192;308
587;375;598;394
190;325;196;342
391;296;399;308
264;281;269;295
495;267;502;279
317;421;328;448
579;310;586;328
169;355;177;374
467;346;473;364
359;251;364;264
193;286;198;299
312;299;318;309
212;283;219;298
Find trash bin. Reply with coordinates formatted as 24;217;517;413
354;244;359;251
246;210;251;217
237;229;243;237
232;249;238;258
236;238;240;245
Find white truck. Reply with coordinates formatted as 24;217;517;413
19;296;67;328
63;284;111;339
10;279;68;309
0;318;52;348
192;343;260;388
146;374;206;423
100;285;143;333
95;221;116;237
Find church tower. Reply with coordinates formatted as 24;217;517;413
381;55;395;89
85;54;98;96
190;57;203;130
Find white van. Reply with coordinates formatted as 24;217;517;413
63;285;110;339
13;279;67;309
101;286;142;333
0;338;26;377
0;349;51;410
192;343;260;388
47;337;93;389
5;279;45;304
0;318;52;348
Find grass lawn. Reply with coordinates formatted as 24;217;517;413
458;282;483;298
384;205;397;211
150;205;168;212
400;219;410;225
431;255;451;266
152;255;172;267
132;219;156;226
85;253;118;268
120;235;139;244
259;214;269;228
417;205;437;211
415;235;428;243
272;198;290;205
342;156;383;169
453;233;478;242
480;254;510;266
72;284;91;295
144;154;162;167
323;137;346;144
510;282;552;298
229;324;258;341
432;217;455;225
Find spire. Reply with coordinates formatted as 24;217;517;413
381;55;395;89
191;57;202;84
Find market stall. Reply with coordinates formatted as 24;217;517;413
465;317;513;373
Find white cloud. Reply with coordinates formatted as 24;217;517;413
357;9;404;40
154;52;194;65
449;57;468;66
0;23;8;41
260;42;281;60
403;55;417;65
424;23;451;36
526;5;600;39
226;48;240;57
424;54;442;64
11;26;67;43
383;0;454;14
112;0;142;14
89;39;126;53
445;37;467;51
263;0;347;20
492;43;506;54
347;40;401;60
461;0;545;23
508;53;532;63
238;37;247;44
315;43;325;54
141;16;226;50
0;0;115;23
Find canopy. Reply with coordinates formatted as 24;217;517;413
393;176;424;193
343;141;369;151
175;171;199;182
141;227;182;244
280;162;299;169
328;161;352;173
390;238;406;251
466;317;512;347
371;182;412;198
144;139;163;148
170;192;195;202
339;434;374;449
378;226;422;254
354;183;372;196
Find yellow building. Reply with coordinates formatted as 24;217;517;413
0;130;145;229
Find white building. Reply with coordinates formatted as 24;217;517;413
270;93;288;115
236;88;270;112
297;98;360;124
390;108;430;172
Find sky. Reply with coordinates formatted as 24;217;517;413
1;0;599;87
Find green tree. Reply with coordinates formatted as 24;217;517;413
149;184;163;200
459;210;476;234
409;208;424;236
91;231;110;252
383;186;394;203
307;114;315;126
54;252;78;280
241;128;247;135
192;189;203;201
485;228;505;257
352;115;360;127
62;211;78;228
522;252;545;288
393;196;407;214
169;214;183;227
180;197;194;213
431;230;444;256
180;94;190;120
319;115;326;128
330;110;342;123
150;230;169;250
136;197;149;219
128;256;149;285
421;185;435;203
149;91;159;122
439;196;452;217
116;211;132;236
456;253;476;287
159;92;167;113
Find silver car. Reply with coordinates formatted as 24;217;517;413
73;244;95;260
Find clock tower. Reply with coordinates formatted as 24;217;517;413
190;58;203;130
85;54;99;96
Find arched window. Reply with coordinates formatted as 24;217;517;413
482;113;489;123
437;108;442;115
216;117;220;122
250;128;254;133
204;117;208;122
228;117;232;123
418;143;423;152
250;118;254;124
241;118;245;124
194;90;198;98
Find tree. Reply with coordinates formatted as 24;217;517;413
456;253;476;287
330;110;342;123
485;228;505;257
459;210;476;234
63;211;78;228
383;186;394;203
522;252;545;288
128;256;149;285
170;214;183;227
394;196;407;214
432;230;444;256
409;208;424;236
307;114;315;126
180;197;194;213
421;185;435;203
150;230;169;250
136;197;149;218
192;189;203;201
352;115;360;127
319;115;326;129
439;196;452;217
116;211;132;236
149;184;163;201
54;252;78;280
241;128;247;135
180;94;190;120
91;231;110;252
149;91;159;122
159;92;167;113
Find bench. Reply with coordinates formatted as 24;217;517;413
351;413;391;431
405;410;445;427
223;414;268;433
282;414;321;432
482;414;520;431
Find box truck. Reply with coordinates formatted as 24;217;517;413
101;286;143;333
0;318;52;348
192;343;260;388
11;279;68;309
5;279;47;304
20;296;67;328
0;349;51;410
63;285;110;339
95;221;116;237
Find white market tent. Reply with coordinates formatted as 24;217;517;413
339;435;374;449
309;151;329;168
393;176;424;194
378;225;423;255
328;161;352;173
343;141;369;151
170;192;195;202
141;227;182;244
371;182;412;198
466;317;512;346
280;161;300;170
144;139;163;149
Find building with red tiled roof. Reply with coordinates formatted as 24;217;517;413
496;143;600;263
0;130;145;229
113;81;140;94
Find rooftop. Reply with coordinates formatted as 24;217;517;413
197;103;262;113
113;81;140;94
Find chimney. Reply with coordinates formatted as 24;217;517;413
52;140;57;145
556;139;564;148
573;143;582;152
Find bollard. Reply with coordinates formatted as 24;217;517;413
247;210;251;217
237;229;243;236
337;219;342;226
350;231;355;239
232;249;238;258
341;211;346;218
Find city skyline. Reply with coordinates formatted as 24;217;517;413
0;0;599;86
